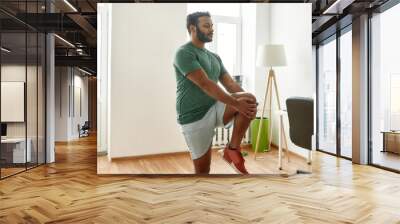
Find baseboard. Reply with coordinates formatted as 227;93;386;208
109;150;189;161
107;144;255;161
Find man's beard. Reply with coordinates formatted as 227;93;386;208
196;25;212;43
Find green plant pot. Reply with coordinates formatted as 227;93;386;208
250;117;269;152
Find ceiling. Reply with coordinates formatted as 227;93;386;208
310;0;390;44
0;0;394;75
0;0;98;74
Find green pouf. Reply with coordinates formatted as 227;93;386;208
250;117;269;153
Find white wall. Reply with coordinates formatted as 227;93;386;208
71;74;89;138
255;4;313;157
241;4;257;93
55;67;69;141
97;3;111;154
55;67;89;141
107;4;187;158
254;4;272;102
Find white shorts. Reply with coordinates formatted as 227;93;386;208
180;101;234;160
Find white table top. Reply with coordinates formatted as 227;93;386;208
1;138;30;143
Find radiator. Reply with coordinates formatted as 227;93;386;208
212;126;251;148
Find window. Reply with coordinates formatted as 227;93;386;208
370;2;400;171
316;25;353;159
0;1;47;179
318;37;337;155
340;29;352;158
390;74;400;130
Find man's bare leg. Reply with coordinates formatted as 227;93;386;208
192;94;255;174
192;146;212;174
228;112;252;149
223;96;255;150
221;96;255;174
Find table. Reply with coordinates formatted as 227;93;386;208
1;138;32;164
381;131;400;154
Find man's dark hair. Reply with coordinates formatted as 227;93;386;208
186;11;211;34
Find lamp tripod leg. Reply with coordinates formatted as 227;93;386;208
254;72;272;160
267;71;273;152
271;72;290;163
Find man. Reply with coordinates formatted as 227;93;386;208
173;11;258;174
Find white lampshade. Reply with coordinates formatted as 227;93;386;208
256;44;287;67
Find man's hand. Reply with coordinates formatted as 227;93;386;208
185;69;258;118
234;98;257;119
231;92;257;104
232;92;258;119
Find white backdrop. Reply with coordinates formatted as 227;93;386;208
1;82;24;122
106;4;188;158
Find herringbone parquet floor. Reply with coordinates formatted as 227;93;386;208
97;144;311;175
1;135;400;223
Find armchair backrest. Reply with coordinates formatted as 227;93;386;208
286;97;314;150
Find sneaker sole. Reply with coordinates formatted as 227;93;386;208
217;149;247;175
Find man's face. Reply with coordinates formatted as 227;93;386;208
194;16;214;43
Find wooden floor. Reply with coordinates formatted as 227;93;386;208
373;151;400;171
1;135;400;223
97;145;311;175
1;167;26;178
1;163;45;178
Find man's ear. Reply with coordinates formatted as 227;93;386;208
189;24;196;34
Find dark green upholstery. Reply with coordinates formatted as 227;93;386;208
286;97;314;150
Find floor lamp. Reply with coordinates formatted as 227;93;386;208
254;44;289;160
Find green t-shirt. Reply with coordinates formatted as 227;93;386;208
174;42;227;125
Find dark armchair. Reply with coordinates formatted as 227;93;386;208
286;97;314;164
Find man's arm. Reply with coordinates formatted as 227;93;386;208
219;73;244;93
186;69;256;118
219;73;257;103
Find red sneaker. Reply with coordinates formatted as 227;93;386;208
220;145;249;174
